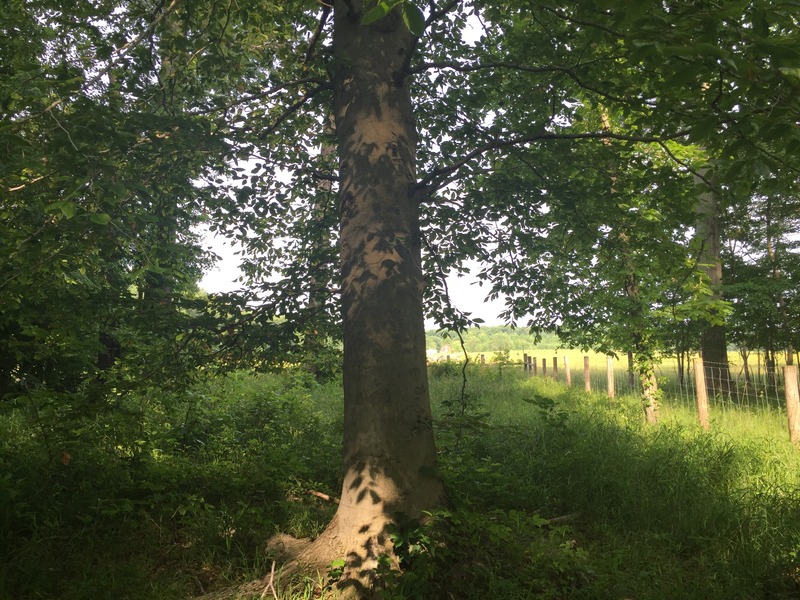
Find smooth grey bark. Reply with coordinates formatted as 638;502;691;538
695;173;732;397
295;3;444;595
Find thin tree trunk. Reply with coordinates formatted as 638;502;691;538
766;349;777;388
758;349;762;385
695;170;732;397
623;271;659;423
740;346;751;385
764;198;795;366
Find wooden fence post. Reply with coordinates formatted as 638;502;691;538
606;356;615;398
584;356;591;392
564;356;571;387
532;357;538;376
480;354;485;365
541;358;547;378
552;356;559;380
694;358;710;431
523;353;528;373
627;351;635;390
784;365;800;445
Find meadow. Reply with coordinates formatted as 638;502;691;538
440;347;795;433
1;364;799;599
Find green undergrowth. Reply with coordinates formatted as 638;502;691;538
0;370;343;599
2;366;799;599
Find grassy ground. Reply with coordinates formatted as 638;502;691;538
453;348;794;431
1;366;799;599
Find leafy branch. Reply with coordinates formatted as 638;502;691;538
193;77;331;116
409;59;642;107
256;84;333;140
416;127;694;192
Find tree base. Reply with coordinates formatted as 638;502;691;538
200;516;402;599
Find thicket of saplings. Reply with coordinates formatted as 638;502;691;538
2;363;799;599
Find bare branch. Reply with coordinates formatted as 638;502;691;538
305;169;340;183
396;1;461;85
307;489;339;503
50;111;80;152
304;3;333;65
8;175;46;192
426;0;461;26
259;561;279;600
114;0;181;58
541;6;624;39
655;141;718;191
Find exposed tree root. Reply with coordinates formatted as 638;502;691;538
199;521;397;600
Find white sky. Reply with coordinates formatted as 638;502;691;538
199;230;245;293
437;269;508;327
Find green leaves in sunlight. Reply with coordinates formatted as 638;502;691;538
362;1;426;36
401;2;426;36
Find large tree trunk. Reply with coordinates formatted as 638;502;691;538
294;3;445;596
695;172;732;397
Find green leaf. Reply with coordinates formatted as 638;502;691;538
361;4;391;26
402;2;425;36
89;213;111;225
45;201;78;219
752;8;769;38
779;67;800;84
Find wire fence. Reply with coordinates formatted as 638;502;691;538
658;358;786;413
518;352;800;445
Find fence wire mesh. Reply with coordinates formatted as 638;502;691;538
658;358;786;414
522;353;795;442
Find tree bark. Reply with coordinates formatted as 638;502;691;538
294;3;444;595
695;172;732;397
623;272;659;423
764;198;795;366
640;366;659;425
740;346;752;385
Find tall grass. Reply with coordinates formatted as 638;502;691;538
1;366;798;599
428;365;800;599
441;348;795;445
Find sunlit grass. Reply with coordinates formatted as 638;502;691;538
428;364;800;599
